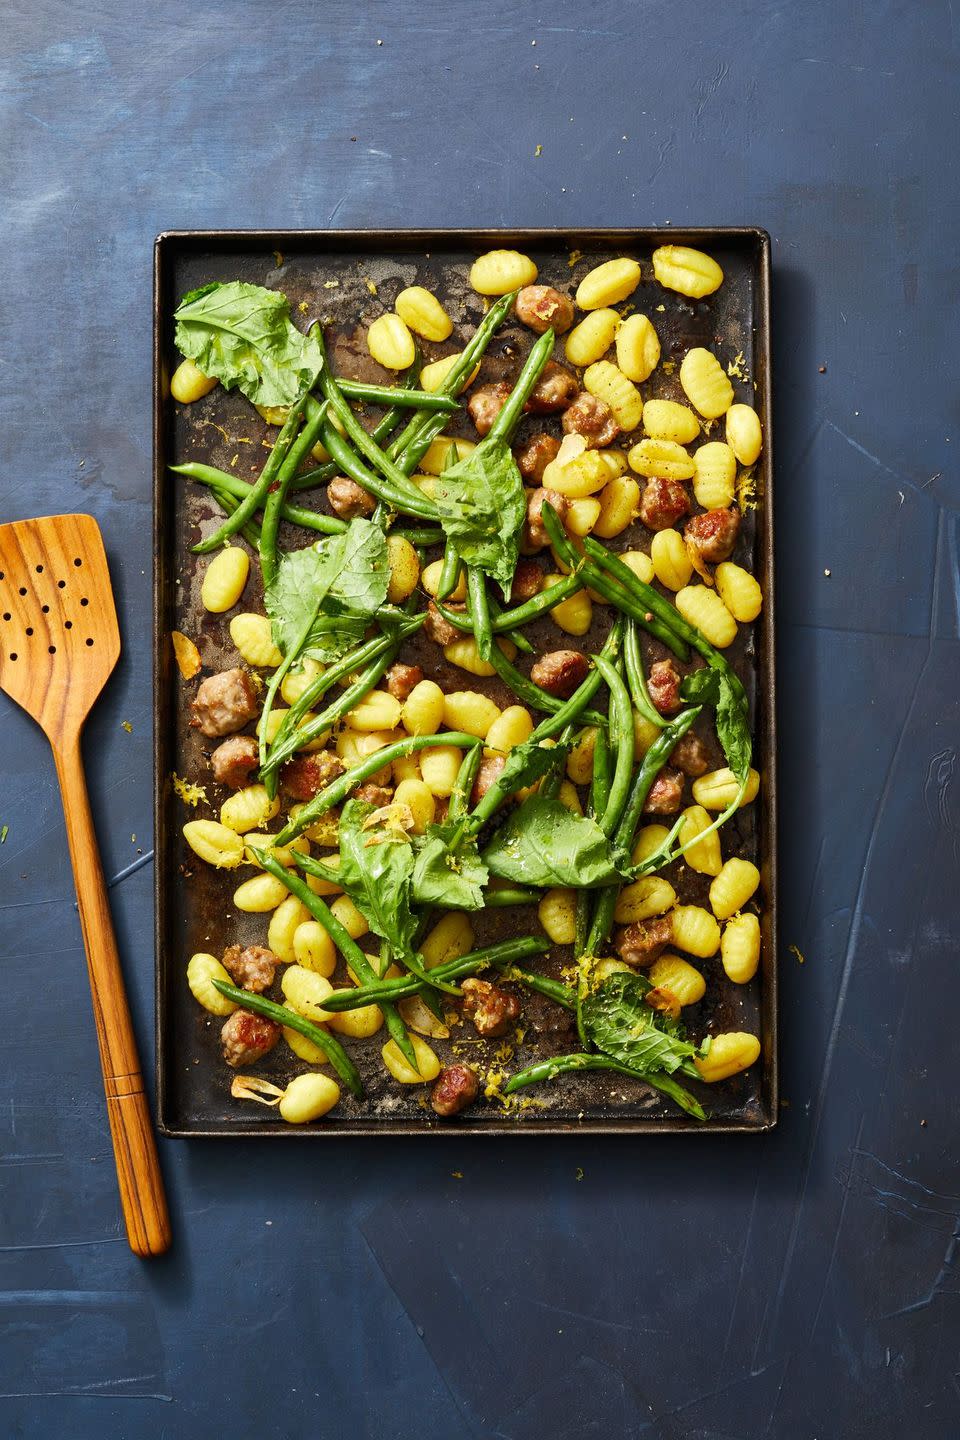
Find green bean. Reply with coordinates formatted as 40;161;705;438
275;732;483;844
171;462;346;535
264;618;423;772
624;619;667;730
190;395;307;554
502;1052;706;1119
337;380;456;411
583;707;701;960
495;965;575;1009
395;526;444;547
312;337;440;509
540;506;689;660
318;937;551;1011
386;291;517;464
467;566;494;662
448;744;483;824
437;543;462;602
260;399;329;591
486;327;555;444
485;886;541;907
288;376;421;493
317;416;440;520
489;572;582;632
262;644;397;778
253;851;419;1070
581;535;741;685
592;656;634;837
487;594;533;654
483;630;608;729
527;617;623;744
257;594;324;794
590;722;611;821
210;980;364;1099
209;486;262;549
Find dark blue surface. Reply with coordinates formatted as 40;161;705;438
2;3;958;1436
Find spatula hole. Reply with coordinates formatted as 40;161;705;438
85;638;94;647
80;597;89;607
35;564;43;574
65;620;72;630
48;645;56;655
57;580;66;589
9;653;17;662
25;627;33;636
2;613;9;622
41;604;50;614
18;587;26;596
74;558;82;567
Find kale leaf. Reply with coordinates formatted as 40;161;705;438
174;281;324;408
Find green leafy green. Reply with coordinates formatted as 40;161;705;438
336;800;418;958
581;973;702;1075
432;438;526;599
482;793;624;889
680;666;751;784
411;828;488;910
264;520;389;661
174;281;324;408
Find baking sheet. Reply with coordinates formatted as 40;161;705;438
153;228;777;1135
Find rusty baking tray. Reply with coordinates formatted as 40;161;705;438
153;228;777;1136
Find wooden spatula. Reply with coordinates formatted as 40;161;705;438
0;513;171;1257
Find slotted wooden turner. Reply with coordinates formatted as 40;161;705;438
0;514;171;1257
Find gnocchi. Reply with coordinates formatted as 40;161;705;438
565;308;620;366
187;953;237;1015
650;529;693;591
628;438;696;481
709;858;760;920
367;312;415;370
715;562;763;623
725;403;762;465
201;546;249;613
470;249;538;295
171;357;218;403
538;887;577;944
642;399;700;445
230;612;283;668
671;905;721;958
394;286;453;342
583;361;644;432
615;313;660;382
651;245;724;298
694;1032;761;1083
679;348;734;418
182;820;245;869
674;586;738;648
721;913;761;984
575;257;641;309
693;441;737;510
279;1073;340;1123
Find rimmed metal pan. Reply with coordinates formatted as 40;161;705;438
153;228;776;1136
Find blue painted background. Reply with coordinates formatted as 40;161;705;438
2;2;958;1435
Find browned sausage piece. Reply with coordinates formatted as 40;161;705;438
530;649;590;699
190;668;259;738
525;361;579;414
670;733;709;777
510;558;544;602
461;978;521;1038
616;914;674;968
354;783;394;806
430;1064;480;1117
210;734;260;789
280;752;345;801
638;478;691;531
684;507;741;564
647;659;682;716
642;768;685;814
467;381;512;437
470;754;506;803
220;1010;281;1067
523;488;570;550
423;600;464;646
515;432;560;483
515;285;575;335
327;477;376;519
561;392;621;447
385;662;424;702
221;944;277;994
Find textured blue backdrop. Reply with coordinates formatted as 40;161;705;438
2;3;958;1437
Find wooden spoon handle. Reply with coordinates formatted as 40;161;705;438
53;734;171;1257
